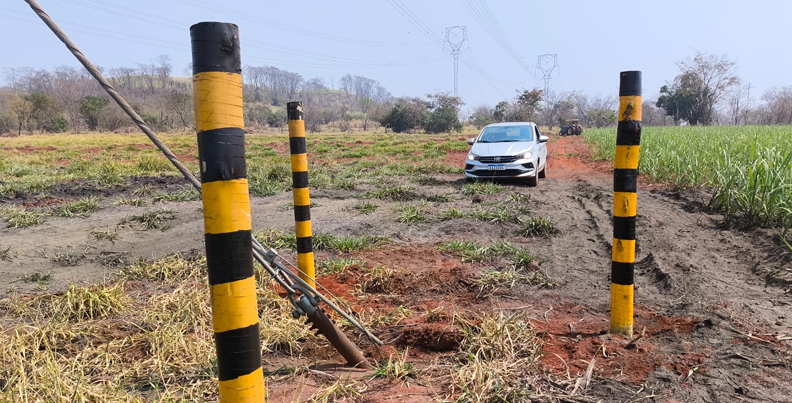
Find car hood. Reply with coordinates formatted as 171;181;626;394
471;141;534;156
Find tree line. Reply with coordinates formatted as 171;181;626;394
2;52;791;136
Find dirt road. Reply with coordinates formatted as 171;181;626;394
1;136;790;402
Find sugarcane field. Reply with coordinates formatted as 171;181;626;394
1;1;791;402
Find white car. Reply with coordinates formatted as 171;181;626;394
464;122;549;187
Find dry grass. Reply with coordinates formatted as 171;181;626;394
0;245;16;261
450;312;544;402
120;208;177;231
121;253;206;284
0;253;317;401
309;377;366;403
372;348;419;384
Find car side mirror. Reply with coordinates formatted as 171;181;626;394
467;138;475;145
539;135;549;143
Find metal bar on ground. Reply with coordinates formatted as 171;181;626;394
191;22;266;401
611;70;642;336
287;102;316;288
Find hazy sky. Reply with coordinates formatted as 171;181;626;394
2;0;790;113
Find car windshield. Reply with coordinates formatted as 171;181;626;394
477;125;534;143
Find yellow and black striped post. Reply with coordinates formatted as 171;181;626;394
191;22;266;401
287;102;315;288
611;71;642;336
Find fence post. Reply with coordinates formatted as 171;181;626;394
611;71;642;336
191;22;266;401
287;102;316;288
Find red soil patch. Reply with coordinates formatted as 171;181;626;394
340;141;376;146
441;149;468;167
535;303;706;384
174;153;197;163
5;146;57;154
546;135;611;180
21;198;68;208
335;155;376;163
315;272;359;306
546;134;671;191
354;244;477;303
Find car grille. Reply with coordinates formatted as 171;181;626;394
479;155;519;163
474;169;524;177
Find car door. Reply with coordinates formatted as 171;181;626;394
534;125;547;169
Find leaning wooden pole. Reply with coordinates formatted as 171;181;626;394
191;22;266;401
287;102;316;289
611;71;642;336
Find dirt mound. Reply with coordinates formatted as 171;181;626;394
354;244;478;303
535;304;706;384
398;322;464;351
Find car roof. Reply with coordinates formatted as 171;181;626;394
482;122;536;128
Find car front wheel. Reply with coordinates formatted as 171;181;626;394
539;160;546;179
526;175;538;187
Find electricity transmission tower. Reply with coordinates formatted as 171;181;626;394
444;26;467;98
536;54;559;95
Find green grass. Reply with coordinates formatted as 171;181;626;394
394;203;429;224
437;240;546;272
462;182;504;196
585;126;792;230
424;194;454;203
318;257;365;274
57;197;100;218
372;349;419;383
438;207;467;221
121;208;177;231
153;187;200;202
520;216;558;237
366;184;419;201
468;206;520;224
254;229;389;253
279;201;321;211
21;272;52;286
477;267;555;288
114;196;148;206
353;201;378;214
51;249;87;267
0;206;47;228
0;133;468;199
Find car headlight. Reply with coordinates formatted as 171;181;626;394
467;153;479;161
517;151;533;160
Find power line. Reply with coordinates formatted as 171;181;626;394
169;0;432;48
0;9;441;70
461;0;532;74
42;1;441;68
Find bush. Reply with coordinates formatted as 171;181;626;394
379;97;426;133
44;115;68;133
425;93;463;134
